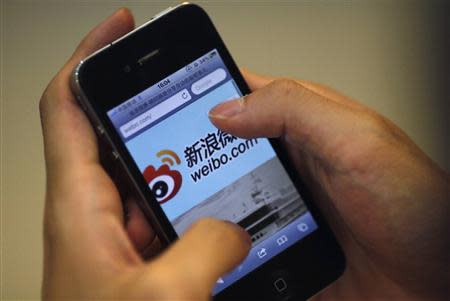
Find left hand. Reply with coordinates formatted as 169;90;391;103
40;9;250;300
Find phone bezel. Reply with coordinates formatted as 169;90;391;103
73;3;345;299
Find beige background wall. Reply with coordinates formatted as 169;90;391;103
2;1;449;299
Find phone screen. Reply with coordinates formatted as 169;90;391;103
107;49;318;294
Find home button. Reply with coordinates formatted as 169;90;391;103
269;269;298;300
273;278;288;292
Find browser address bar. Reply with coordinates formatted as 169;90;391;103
120;89;192;138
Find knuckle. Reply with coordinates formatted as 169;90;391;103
39;71;71;117
271;78;303;99
39;84;52;115
365;111;399;140
39;76;60;116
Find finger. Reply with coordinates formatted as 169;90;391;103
230;73;363;259
152;218;251;296
240;68;274;91
41;9;137;257
40;8;135;175
209;78;363;161
69;8;135;64
125;198;156;253
241;68;366;110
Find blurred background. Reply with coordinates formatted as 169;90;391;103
2;0;449;299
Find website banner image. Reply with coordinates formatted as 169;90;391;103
173;156;307;246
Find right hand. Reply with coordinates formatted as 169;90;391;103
209;71;450;300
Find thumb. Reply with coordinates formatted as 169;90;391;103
151;218;251;297
208;76;360;159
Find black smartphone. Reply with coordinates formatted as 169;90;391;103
71;3;345;300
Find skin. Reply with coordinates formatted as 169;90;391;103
209;73;450;300
40;9;250;300
40;8;449;301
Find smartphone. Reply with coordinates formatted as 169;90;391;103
72;3;345;300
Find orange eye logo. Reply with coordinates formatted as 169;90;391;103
143;150;182;204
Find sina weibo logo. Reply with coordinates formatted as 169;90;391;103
143;150;182;205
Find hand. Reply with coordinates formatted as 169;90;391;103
39;9;250;300
209;72;450;300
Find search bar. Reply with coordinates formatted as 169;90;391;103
120;89;191;138
191;68;226;95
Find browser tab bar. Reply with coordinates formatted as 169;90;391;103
120;89;192;138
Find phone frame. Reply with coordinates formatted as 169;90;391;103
72;3;345;300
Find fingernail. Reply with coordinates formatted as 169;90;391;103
208;99;244;119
